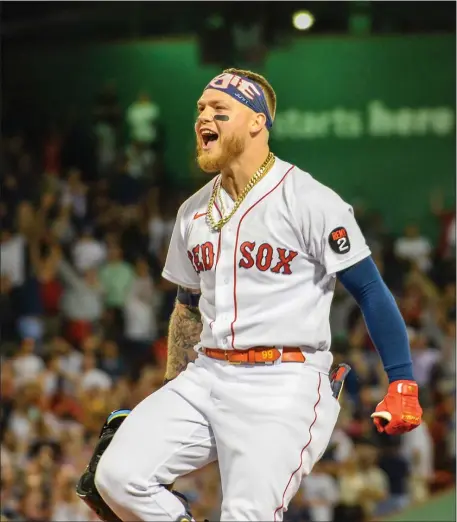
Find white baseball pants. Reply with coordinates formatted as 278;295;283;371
95;354;340;521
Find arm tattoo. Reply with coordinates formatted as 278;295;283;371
165;300;202;381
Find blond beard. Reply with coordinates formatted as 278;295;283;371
197;134;244;173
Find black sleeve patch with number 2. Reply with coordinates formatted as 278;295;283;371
329;227;351;254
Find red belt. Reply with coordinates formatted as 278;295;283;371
202;347;305;365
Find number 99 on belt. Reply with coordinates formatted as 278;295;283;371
261;349;274;360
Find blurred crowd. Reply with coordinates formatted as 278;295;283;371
1;83;455;522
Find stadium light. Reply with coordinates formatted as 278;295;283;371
292;11;315;31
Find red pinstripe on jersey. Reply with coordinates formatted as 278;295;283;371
209;193;222;331
230;165;295;349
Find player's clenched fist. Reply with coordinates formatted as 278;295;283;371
371;380;422;435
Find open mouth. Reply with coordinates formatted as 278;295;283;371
200;129;219;150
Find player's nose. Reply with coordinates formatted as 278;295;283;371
197;107;215;125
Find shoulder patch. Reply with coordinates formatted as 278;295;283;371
329;227;351;254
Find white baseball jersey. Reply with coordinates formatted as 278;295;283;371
163;156;370;367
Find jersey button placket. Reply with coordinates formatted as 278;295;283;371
214;217;237;347
215;210;242;348
213;251;232;345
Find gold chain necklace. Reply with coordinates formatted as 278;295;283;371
207;152;276;232
217;183;226;217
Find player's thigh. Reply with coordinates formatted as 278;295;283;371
218;370;340;522
96;375;216;491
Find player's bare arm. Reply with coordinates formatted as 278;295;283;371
164;286;202;382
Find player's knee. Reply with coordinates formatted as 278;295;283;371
95;449;164;510
94;451;129;506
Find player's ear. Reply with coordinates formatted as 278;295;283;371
250;113;267;135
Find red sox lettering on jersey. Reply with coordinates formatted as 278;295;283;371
188;241;298;275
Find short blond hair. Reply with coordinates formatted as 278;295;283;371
223;68;277;121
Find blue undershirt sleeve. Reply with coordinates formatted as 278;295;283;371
336;256;414;383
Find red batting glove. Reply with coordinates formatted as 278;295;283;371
371;380;422;435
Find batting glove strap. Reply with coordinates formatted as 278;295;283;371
372;380;423;435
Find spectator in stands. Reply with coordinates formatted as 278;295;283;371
409;329;441;388
377;442;411;516
2;172;20;219
326;413;355;465
283;492;310;522
123;257;158;377
231;9;266;66
60;168;88;226
124;141;155;182
38;352;62;404
11;339;44;388
329;282;357;340
72;227;106;273
401;420;434;502
79;352;112;393
148;196;176;261
99;339;124;380
16;275;45;345
1;224;26;289
58;257;104;345
333;454;366;522
0;275;16;344
94;120;117;180
52;471;94;521
99;244;134;310
6;383;41;448
431;188;456;261
120;143;155;203
17;487;48;522
442;281;456;315
126;91;161;151
394;223;433;272
446;215;456;259
448;405;456;473
31;237;63;327
300;460;339;522
93;81;122;178
0;456;19;519
441;316;456;380
50;203;76;247
52;336;83;391
2;135;26;179
42;124;63;178
358;444;389;516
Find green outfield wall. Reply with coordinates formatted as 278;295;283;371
5;35;455;234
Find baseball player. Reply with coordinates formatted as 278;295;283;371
90;69;423;522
